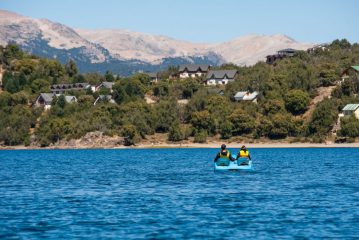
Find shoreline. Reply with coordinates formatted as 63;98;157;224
1;142;359;150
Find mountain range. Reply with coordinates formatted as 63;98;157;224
0;9;313;75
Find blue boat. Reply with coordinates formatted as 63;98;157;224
214;157;253;171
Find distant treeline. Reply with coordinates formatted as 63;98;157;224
0;39;359;146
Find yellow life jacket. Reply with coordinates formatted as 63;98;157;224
239;150;249;158
220;150;230;159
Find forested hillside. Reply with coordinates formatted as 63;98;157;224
0;39;359;147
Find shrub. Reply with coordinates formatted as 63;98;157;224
340;116;359;138
121;124;140;146
284;89;310;115
168;123;183;142
194;130;207;143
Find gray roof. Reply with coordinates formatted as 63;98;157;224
342;104;359;111
64;96;77;103
234;91;259;101
100;82;115;89
38;93;55;104
244;91;259;101
99;95;113;100
147;72;158;78
94;95;115;105
234;91;247;99
179;64;210;72
278;48;297;53
206;70;238;80
51;82;90;90
38;93;77;104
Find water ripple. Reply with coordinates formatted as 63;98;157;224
0;148;359;239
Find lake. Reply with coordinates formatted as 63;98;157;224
0;148;358;239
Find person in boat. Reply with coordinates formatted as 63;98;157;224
214;144;236;162
236;145;251;164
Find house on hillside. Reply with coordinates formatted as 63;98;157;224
63;95;78;104
51;83;90;94
234;91;259;103
277;48;297;57
146;72;159;83
341;66;359;82
340;104;359;119
35;93;77;110
205;70;238;85
94;95;115;105
307;44;329;54
178;64;210;79
95;82;115;92
35;93;55;110
266;48;298;64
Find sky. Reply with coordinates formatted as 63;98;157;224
1;0;358;44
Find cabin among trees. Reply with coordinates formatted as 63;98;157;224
205;70;238;85
177;64;210;78
266;48;298;64
94;95;115;105
233;91;259;103
341;104;359;119
307;43;329;54
35;93;77;110
146;72;159;83
341;66;359;82
95;81;115;92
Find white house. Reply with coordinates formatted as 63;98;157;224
234;91;259;103
62;95;78;104
94;95;116;105
307;43;329;54
178;65;210;79
35;93;55;110
341;104;359;119
35;93;78;110
205;70;238;85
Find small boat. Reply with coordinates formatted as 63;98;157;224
214;157;253;171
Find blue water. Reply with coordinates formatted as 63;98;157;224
0;148;358;239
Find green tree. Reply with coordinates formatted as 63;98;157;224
194;130;207;143
268;114;290;139
229;109;256;135
11;91;29;105
154;100;180;132
122;124;140;146
318;66;337;86
308;98;338;137
65;59;78;77
191;110;215;135
0;91;12;108
30;78;51;93
104;71;115;82
56;95;67;109
3;71;20;93
284;89;310;115
219;120;233;139
168;122;183;141
263;99;285;115
339;116;359;138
